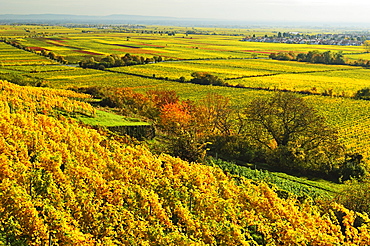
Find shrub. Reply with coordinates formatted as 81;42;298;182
190;72;225;86
354;88;370;100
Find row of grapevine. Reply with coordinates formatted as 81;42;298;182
0;80;95;116
108;58;357;81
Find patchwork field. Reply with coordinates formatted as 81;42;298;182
108;59;366;96
10;30;366;63
0;42;57;65
1;24;370;161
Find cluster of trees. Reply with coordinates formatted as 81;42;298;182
162;92;366;180
351;59;370;67
242;93;365;179
270;49;370;68
270;50;346;65
277;32;296;38
79;53;163;70
354;88;370;100
82;86;366;181
189;72;225;86
39;49;68;64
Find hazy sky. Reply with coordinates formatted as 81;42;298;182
2;0;370;24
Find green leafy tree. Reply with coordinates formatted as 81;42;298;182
322;51;333;64
244;93;344;173
333;51;345;65
48;52;57;60
153;56;163;62
190;72;224;86
296;53;307;62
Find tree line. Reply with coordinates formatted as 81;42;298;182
74;86;366;182
269;49;370;68
79;53;164;70
269;50;346;65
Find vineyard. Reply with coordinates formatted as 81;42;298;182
1;24;370;244
1;80;370;245
108;59;368;96
10;28;365;62
0;42;57;66
108;58;353;79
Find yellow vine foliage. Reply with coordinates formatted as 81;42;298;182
0;80;95;116
1;80;370;245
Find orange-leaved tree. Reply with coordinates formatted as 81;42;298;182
159;100;206;162
159;93;235;162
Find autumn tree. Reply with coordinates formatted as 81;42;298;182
244;93;344;173
194;93;242;158
48;51;57;60
146;89;179;109
100;87;150;115
159;100;207;162
145;89;180;120
195;93;234;137
158;93;234;162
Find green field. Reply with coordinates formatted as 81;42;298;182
78;109;150;127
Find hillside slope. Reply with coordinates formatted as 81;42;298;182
1;80;370;245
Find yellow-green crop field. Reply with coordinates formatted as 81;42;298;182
108;59;366;96
230;67;370;97
0;42;57;65
1;24;370;161
0;25;101;37
18;33;366;62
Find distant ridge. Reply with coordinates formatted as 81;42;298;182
1;13;364;28
0;14;222;26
